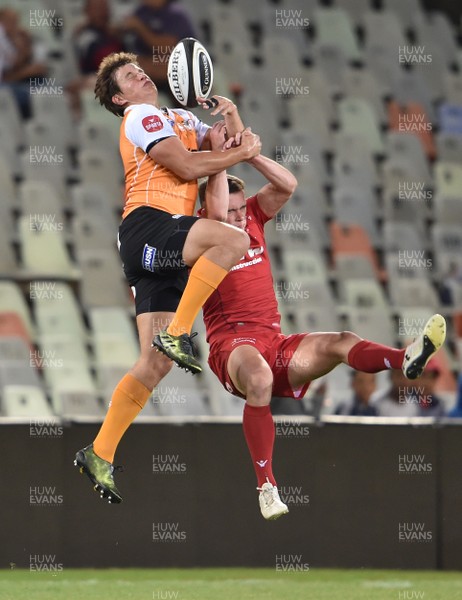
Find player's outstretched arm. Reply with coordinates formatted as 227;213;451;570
149;127;260;181
249;155;298;219
201;121;230;221
197;95;245;140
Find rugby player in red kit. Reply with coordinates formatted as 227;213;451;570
199;123;446;520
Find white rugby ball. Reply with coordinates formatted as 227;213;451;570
167;37;214;108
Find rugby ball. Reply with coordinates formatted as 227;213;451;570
167;37;214;108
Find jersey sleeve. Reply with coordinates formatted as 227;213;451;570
246;195;272;228
174;109;211;149
124;104;176;153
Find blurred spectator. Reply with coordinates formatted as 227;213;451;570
118;0;197;93
375;361;445;417
336;371;378;416
67;0;124;118
0;7;47;118
447;372;462;417
440;260;462;305
414;359;445;417
375;369;419;417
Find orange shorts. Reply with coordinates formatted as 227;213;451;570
207;328;311;400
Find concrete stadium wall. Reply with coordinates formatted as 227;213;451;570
0;421;461;570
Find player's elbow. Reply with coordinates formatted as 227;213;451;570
172;163;198;181
206;208;227;222
286;173;298;195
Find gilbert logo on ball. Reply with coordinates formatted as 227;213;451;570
167;37;214;108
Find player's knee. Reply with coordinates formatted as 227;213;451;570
224;227;250;258
332;331;361;358
246;366;273;397
151;351;174;379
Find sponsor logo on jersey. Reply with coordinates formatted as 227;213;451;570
171;214;183;219
142;115;164;132
247;246;264;258
142;244;157;272
256;460;268;467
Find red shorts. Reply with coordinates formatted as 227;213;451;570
207;328;311;400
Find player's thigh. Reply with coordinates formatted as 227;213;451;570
287;332;347;389
182;218;248;265
227;344;273;396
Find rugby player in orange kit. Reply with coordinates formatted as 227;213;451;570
74;52;261;503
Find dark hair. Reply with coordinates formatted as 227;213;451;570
198;174;245;206
94;52;139;117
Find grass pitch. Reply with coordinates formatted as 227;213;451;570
1;568;461;600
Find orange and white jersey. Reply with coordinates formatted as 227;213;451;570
120;103;210;219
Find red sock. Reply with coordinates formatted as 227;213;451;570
348;340;405;373
242;403;276;488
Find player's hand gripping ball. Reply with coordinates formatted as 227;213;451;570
167;37;214;108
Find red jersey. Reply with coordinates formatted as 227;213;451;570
203;196;281;345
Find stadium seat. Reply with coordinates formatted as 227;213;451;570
389;277;439;309
0;155;17;222
313;7;361;62
79;148;124;209
443;73;462;107
340;279;389;310
432;224;462;275
80;89;120;146
19;180;65;220
438;104;462;136
335;0;372;26
44;363;97;409
381;184;431;234
330;222;383;279
364;45;402;92
310;43;349;96
384;131;432;184
345;308;395;347
334;254;378;281
282;249;328;286
259;0;316;42
78;249;131;308
388;102;436;160
33;282;88;343
383;222;426;253
0;119;21;178
0;312;31;343
1;385;53;418
279;130;329;184
0;87;24;147
71;183;119;228
436;132;462;164
0;362;42;388
333;136;379;189
293;304;341;333
20;149;68;201
30;93;75;147
342;68;388;125
18;216;79;279
390;69;437;121
57;391;104;419
0;283;34;339
363;10;406;55
338;97;384;155
434;161;462;197
382;0;425;31
287;94;333;152
25;118;70;164
433;193;462;225
0;222;18;278
415;11;458;65
332;184;379;240
72;215;118;254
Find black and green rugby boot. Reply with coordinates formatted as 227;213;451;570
152;330;202;374
74;444;123;504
